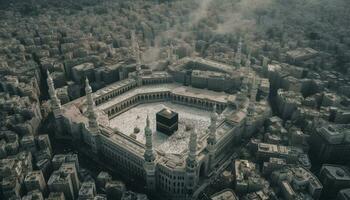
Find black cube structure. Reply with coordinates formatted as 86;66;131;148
156;108;178;135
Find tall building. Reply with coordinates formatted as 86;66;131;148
2;175;21;199
48;170;75;200
78;181;96;200
85;78;100;153
47;71;62;118
37;134;52;152
185;125;198;195
207;105;218;171
234;160;265;194
52;154;79;171
211;189;238;200
319;164;350;199
337;188;350;200
47;192;66;200
96;171;112;189
309;122;350;164
85;78;99;134
22;189;44;200
105;181;126;200
60;163;80;199
20;135;36;154
24;170;47;194
235;37;242;68
143;116;156;191
271;166;323;199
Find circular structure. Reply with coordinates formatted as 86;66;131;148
133;127;140;134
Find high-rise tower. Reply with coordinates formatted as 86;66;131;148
167;44;174;63
85;78;99;134
207;105;218;171
47;70;62;118
235;37;242;68
85;78;100;153
185;125;198;195
143;116;156;191
131;30;141;65
246;53;251;68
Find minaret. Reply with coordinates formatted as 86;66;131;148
135;42;141;65
135;62;143;87
235;37;242;68
143;115;156;191
131;30;141;65
131;30;144;80
191;40;196;58
185;125;198;195
207;104;218;171
144;115;155;162
246;53;251;68
47;70;62;118
85;78;99;134
167;44;174;63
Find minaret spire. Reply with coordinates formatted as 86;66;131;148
144;115;155;162
143;115;156;191
246;52;251;68
191;40;196;58
85;78;99;134
188;126;197;160
185;125;198;194
208;104;218;146
167;44;174;63
131;30;141;65
235;37;242;68
207;105;218;171
47;70;61;118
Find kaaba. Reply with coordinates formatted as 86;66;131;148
156;108;178;135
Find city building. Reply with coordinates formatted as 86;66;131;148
270;166;323;199
47;192;66;200
319;164;350;199
22;190;44;200
210;189;238;200
105;181;126;200
309;121;350;164
59;163;80;199
24;170;47;194
48;170;75;200
96;171;112;190
233;160;266;194
78;181;96;200
337;188;350;200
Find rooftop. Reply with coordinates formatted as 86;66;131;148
321;165;350;180
211;189;238;200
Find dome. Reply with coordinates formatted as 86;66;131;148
133;127;140;134
336;169;345;177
